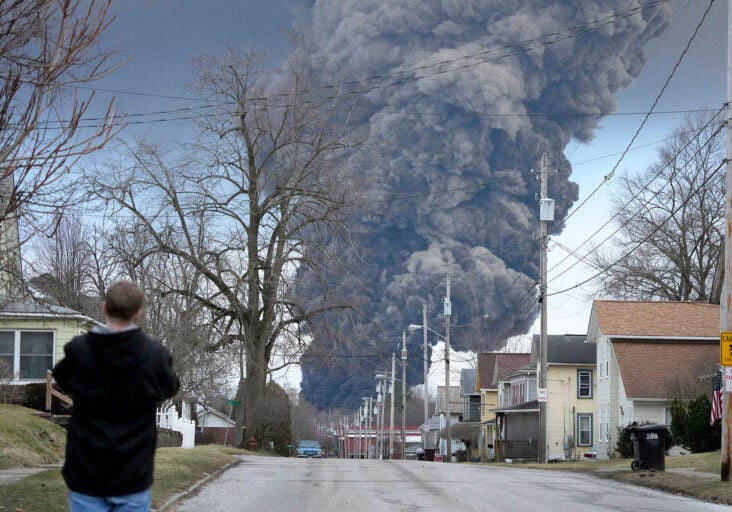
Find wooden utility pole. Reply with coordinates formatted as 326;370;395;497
538;152;554;464
390;352;396;459
422;302;429;440
721;0;732;482
401;329;407;460
444;274;452;462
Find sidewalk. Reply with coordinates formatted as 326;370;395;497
0;467;47;485
0;463;62;486
665;467;718;479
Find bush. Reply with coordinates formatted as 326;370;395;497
616;425;634;457
616;421;674;457
670;395;721;453
0;383;70;414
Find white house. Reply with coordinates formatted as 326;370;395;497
586;300;719;458
195;403;237;446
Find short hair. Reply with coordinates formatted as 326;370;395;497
104;281;145;321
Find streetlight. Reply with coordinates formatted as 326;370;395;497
409;303;429;441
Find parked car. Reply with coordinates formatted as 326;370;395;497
297;440;323;458
583;447;598;460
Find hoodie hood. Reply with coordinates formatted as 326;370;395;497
86;328;148;371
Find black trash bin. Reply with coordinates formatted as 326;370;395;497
626;424;667;471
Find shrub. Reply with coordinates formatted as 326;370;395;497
616;421;674;457
670;395;720;453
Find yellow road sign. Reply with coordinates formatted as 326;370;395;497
721;332;732;366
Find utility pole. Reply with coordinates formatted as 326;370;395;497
375;372;385;459
356;411;361;459
422;302;429;445
444;273;452;462
722;0;732;482
538;152;555;465
367;396;372;459
401;329;407;460
390;352;396;459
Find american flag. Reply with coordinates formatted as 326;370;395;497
711;369;723;426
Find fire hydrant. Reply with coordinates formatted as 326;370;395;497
248;436;257;451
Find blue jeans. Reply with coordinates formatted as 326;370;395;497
69;488;151;512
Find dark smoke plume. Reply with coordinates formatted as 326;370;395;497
290;0;671;410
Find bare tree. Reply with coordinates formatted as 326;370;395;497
25;214;99;313
592;112;725;301
88;50;360;445
290;397;320;442
0;0;121;231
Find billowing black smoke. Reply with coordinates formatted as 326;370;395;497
291;0;671;410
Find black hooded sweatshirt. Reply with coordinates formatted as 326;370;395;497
52;328;180;497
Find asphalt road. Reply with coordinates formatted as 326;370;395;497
171;457;729;512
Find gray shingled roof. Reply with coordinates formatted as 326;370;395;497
494;399;540;413
0;296;87;317
532;334;595;365
436;386;462;415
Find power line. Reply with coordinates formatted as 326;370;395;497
547;107;725;285
562;0;716;224
548;157;726;297
3;0;673;126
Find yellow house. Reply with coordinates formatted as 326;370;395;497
0;203;98;383
0;298;97;383
536;334;597;461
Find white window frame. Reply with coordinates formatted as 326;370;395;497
577;369;592;398
0;330;56;381
577;413;593;447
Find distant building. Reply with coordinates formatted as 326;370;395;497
436;385;462;457
476;352;530;460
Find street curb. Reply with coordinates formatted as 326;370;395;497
154;458;243;512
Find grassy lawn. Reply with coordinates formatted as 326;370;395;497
3;405;732;508
0;404;66;469
493;451;732;505
0;445;247;511
0;404;249;510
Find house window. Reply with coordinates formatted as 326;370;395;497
599;345;605;379
0;331;13;376
577;370;592;398
577;413;593;446
511;381;526;405
0;331;55;380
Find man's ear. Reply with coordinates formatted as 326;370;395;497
101;301;108;316
131;308;143;324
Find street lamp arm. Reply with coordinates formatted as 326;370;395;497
407;324;444;338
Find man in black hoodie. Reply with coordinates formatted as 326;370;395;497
53;280;180;512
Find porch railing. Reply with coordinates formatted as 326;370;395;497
495;439;538;461
46;370;72;411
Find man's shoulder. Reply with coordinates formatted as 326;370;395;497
64;333;91;352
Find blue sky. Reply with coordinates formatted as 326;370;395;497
86;1;729;383
545;0;726;335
